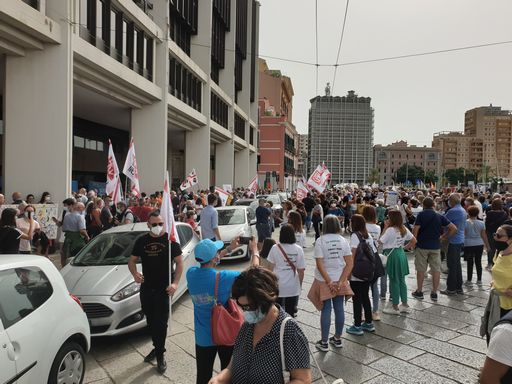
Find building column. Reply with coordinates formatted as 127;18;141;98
186;127;211;190
249;151;257;180
3;0;72;204
234;148;250;187
215;141;234;186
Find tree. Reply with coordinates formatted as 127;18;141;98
368;168;380;184
444;168;465;185
424;170;438;184
395;164;425;184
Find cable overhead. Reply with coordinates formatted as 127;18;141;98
332;0;350;92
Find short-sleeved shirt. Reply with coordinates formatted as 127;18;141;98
100;207;113;229
230;307;310;384
350;233;377;282
267;244;306;297
200;205;218;240
16;218;40;252
487;324;512;368
380;227;413;249
295;230;306;248
62;212;86;232
444;204;466;244
366;224;381;243
464;219;486;247
313;234;351;282
414;209;451;250
327;207;344;217
256;206;271;224
0;226;23;254
186;267;240;346
132;233;182;289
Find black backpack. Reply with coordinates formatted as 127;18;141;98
352;232;385;282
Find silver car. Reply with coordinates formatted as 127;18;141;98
60;222;199;336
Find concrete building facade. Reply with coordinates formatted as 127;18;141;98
297;133;308;178
373;141;441;185
0;0;260;203
257;59;299;191
308;90;374;185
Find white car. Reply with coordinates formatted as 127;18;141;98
0;255;90;384
216;206;256;261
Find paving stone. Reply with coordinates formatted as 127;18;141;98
85;379;114;384
448;334;488;354
171;305;195;327
369;356;457;384
429;296;478;311
100;351;171;383
162;341;200;384
378;313;460;341
411;338;485;368
372;322;425;345
168;330;196;357
90;337;136;362
410;353;480;384
458;324;482;337
402;307;468;331
423;305;481;325
84;355;110;383
362;374;405;384
328;337;386;365
313;351;381;384
366;338;425;361
464;295;490;306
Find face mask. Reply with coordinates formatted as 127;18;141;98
193;214;198;220
45;196;51;202
243;308;266;324
116;209;123;215
495;240;509;252
25;212;32;219
150;225;163;236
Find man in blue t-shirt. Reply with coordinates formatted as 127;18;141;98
412;197;456;301
186;238;240;384
255;198;272;247
442;193;467;295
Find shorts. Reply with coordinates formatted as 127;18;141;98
414;248;441;273
256;222;271;243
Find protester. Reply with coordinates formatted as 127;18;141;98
200;194;221;241
131;198;154;222
209;267;311;384
362;205;383;320
480;310;512;383
115;201;135;225
0;208;34;254
128;212;184;375
491;225;512;318
485;198;509;270
303;193;315;232
61;201;89;267
266;225;306;317
288;210;306;248
255;198;272;247
312;198;324;241
16;204;40;254
12;191;23;204
464;205;489;286
39;191;52;204
86;197;103;238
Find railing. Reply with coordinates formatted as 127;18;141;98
211;92;228;129
169;56;202;112
234;113;245;139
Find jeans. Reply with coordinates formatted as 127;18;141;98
446;243;463;291
380;272;388;298
320;295;345;341
256;222;271;243
277;296;299;317
350;281;372;326
371;280;380;312
195;345;233;384
486;231;496;266
464;245;484;281
312;218;322;240
305;212;312;230
139;286;169;356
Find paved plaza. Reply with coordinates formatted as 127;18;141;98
79;231;489;384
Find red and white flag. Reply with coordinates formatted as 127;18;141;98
162;171;180;244
247;175;258;195
180;169;198;191
307;163;331;193
215;187;230;206
122;138;141;197
106;140;123;204
296;179;309;201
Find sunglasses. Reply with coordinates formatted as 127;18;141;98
493;233;507;239
236;300;255;312
150;222;164;227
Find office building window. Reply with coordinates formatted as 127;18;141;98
211;92;228;129
234;113;245;139
169;56;202;112
211;0;230;83
169;0;198;56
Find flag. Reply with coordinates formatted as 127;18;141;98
106;140;123;204
296;180;309;201
162;171;179;244
307;163;331;193
247;175;258;195
215;187;230;206
180;169;198;191
122;138;141;197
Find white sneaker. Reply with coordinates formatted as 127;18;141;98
383;306;401;315
399;304;411;314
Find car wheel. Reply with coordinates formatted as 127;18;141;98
48;341;86;384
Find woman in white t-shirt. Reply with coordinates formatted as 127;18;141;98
363;205;382;321
309;215;352;352
288;211;306;248
379;209;416;315
267;224;306;318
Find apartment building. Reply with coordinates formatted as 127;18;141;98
297;133;308;178
0;0;260;202
373;141;441;185
257;59;299;190
308;90;374;185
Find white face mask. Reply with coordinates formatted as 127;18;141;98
193;214;198;220
150;225;163;236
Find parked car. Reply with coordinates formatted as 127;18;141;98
257;194;283;215
61;222;199;337
216;206;256;261
0;255;90;384
234;198;258;213
277;192;291;202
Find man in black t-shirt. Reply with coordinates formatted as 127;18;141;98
128;212;183;374
302;193;315;232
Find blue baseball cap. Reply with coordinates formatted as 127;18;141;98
194;239;224;264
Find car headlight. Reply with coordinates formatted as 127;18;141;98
111;281;141;302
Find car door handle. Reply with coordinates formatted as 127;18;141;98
4;342;16;361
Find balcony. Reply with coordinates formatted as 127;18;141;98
211;91;228;129
169;55;202;112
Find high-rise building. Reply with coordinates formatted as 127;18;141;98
257;59;299;191
432;105;512;179
373;141;441;185
308;90;374;185
297;134;309;177
0;0;260;201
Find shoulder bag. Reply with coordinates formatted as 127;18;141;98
211;272;245;346
277;244;297;275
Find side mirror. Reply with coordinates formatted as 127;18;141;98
250;220;257;226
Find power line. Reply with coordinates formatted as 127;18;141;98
332;0;350;92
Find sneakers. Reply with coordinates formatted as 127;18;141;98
456;289;464;295
440;289;456;296
464;280;473;286
372;312;381;321
346;325;364;335
361;322;376;332
329;336;343;348
476;280;483;286
156;355;167;374
380;295;387;301
144;349;156;363
430;292;438;301
412;290;424;300
399;304;411;314
315;340;329;352
383;306;401;315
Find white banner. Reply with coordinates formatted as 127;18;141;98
180;169;198;191
162;171;180;244
296;180;309;201
122;138;141;197
247;175;258;195
106;140;123;204
215;187;230;206
307;164;331;193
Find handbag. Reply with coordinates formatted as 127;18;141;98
277;244;297;275
211;272;245;346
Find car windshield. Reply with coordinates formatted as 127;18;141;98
266;195;281;205
72;231;146;266
218;209;246;225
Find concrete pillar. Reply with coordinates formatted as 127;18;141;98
3;0;72;203
186;127;211;190
234;148;250;187
249;151;257;179
215;141;234;186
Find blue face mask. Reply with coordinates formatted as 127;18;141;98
243;308;266;324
